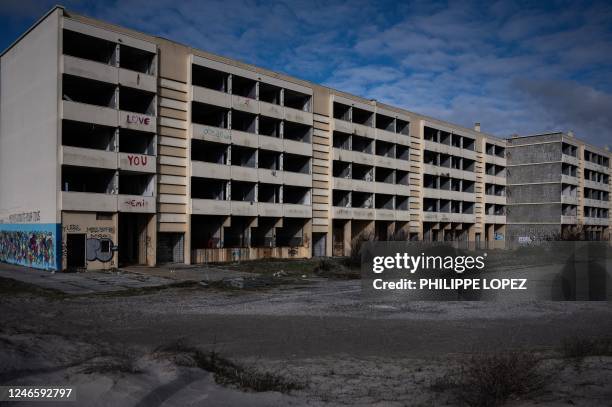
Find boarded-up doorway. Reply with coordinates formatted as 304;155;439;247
157;233;184;264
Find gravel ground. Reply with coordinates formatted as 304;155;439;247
1;272;611;406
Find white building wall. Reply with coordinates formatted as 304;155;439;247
0;9;61;269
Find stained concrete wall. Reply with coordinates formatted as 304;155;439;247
507;203;561;223
507;143;561;165
506;224;561;242
507;162;562;184
508;183;561;204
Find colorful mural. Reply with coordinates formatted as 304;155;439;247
0;224;61;270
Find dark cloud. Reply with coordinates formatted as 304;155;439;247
515;79;612;148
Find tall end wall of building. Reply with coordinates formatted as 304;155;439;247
0;9;62;270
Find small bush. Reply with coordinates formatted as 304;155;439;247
193;350;303;393
314;258;360;280
433;351;544;407
343;232;374;269
560;336;612;359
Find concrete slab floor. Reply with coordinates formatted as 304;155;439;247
0;262;177;294
121;264;257;282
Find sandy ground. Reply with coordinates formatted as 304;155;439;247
1;268;612;406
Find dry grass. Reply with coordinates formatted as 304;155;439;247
193;350;303;393
560;336;612;359
156;339;303;393
314;258;360;280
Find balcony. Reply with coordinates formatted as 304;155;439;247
423;163;477;181
283;204;312;218
232;94;259;114
284;106;313;126
230;165;258;182
352;207;376;220
484;174;506;185
561;153;580;167
63;54;117;84
191;198;231;216
231;200;258;217
333;118;375;139
62;191;118;212
561;215;577;224
118;195;155;213
283;138;312;156
423;139;477;160
583;159;609;173
584;179;608;190
61;146;117;169
583;217;609;226
256;202;283;217
191;123;231;144
484;214;506;224
283;171;311;187
118;152;156;173
423;188;474;202
118;68;156;93
260;101;284;120
484;194;507;205
561;195;578;205
333;177;375;193
192;85;231;108
561;174;579;185
63;100;118;127
422;212;475;223
333;148;375;166
583;198;609;208
191;161;230;180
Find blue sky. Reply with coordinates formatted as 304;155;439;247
2;0;611;147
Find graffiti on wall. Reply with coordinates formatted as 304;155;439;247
126;114;151;126
126;155;149;167
123;198;148;208
86;238;116;263
0;224;59;270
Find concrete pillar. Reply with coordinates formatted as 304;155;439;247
343;220;352;257
146;214;157;266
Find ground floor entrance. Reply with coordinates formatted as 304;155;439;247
66;233;86;270
118;213;153;267
157;232;185;264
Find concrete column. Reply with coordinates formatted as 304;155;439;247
343;220;352;257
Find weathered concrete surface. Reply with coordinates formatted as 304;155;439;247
0;263;177;294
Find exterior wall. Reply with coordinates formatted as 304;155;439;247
157;39;190;264
311;86;332;256
507;133;611;243
61;211;118;270
0;9;62;270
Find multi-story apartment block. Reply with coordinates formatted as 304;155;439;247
0;7;608;271
507;133;611;242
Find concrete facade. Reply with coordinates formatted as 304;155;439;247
506;133;611;242
0;7;609;271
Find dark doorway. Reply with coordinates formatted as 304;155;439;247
313;233;326;257
157;233;184;264
118;213;149;266
66;233;86;269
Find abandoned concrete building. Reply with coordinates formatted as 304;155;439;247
0;6;610;271
506;133;611;242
